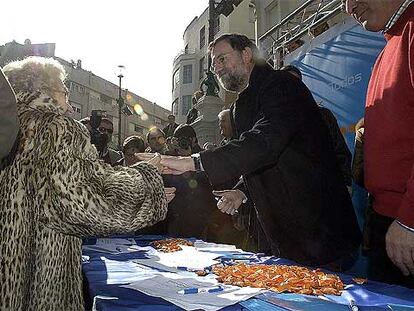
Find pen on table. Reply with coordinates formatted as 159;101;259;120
349;299;359;311
177;286;224;294
176;266;197;272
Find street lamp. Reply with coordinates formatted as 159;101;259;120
117;65;125;149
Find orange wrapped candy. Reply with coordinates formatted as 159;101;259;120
151;238;194;253
212;263;345;296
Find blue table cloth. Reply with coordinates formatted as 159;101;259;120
82;236;414;311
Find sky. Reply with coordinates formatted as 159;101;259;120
1;0;209;111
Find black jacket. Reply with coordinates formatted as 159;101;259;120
200;64;361;266
319;106;352;187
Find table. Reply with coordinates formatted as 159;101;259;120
82;236;414;311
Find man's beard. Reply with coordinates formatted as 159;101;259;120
218;70;248;93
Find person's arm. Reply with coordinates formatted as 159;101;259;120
36;116;167;238
0;69;18;160
385;28;414;276
319;107;353;186
200;75;313;185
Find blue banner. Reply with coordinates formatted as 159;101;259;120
285;17;386;153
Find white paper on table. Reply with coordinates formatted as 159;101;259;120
122;274;264;311
101;258;157;284
133;245;222;271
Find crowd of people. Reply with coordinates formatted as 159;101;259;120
0;0;413;309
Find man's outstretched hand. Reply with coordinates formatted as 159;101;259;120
135;153;195;175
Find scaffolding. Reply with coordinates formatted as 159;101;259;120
258;0;343;67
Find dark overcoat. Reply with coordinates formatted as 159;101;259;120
200;64;361;266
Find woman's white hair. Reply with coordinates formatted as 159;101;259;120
3;56;66;96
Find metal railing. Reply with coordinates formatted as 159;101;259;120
258;0;343;66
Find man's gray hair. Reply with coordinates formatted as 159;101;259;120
208;33;263;63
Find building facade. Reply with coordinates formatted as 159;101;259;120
172;0;256;124
0;40;170;150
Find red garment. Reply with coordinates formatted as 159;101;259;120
365;4;414;227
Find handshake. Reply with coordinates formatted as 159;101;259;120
137;153;247;216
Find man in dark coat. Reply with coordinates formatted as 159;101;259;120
138;34;361;268
163;114;179;138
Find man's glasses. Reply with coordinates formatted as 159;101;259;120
210;50;237;74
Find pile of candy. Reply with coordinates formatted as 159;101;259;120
151;238;194;253
213;263;345;295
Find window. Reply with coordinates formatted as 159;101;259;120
89;91;100;100
173;69;180;90
172;98;178;115
70;102;82;120
200;26;206;49
199;57;205;80
265;2;279;29
183;65;192;84
129;123;143;134
181;95;192;116
100;93;112;104
213;16;220;36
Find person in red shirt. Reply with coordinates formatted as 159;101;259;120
345;0;414;287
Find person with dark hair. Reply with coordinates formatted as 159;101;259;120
145;127;167;154
98;118;122;165
115;135;146;166
163;114;178;138
344;0;414;286
139;33;361;269
78;116;122;166
166;124;202;156
0;68;18;170
283;64;353;191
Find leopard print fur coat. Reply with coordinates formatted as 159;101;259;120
0;93;167;310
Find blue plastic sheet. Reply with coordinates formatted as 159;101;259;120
82;236;414;311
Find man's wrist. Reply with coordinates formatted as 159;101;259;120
236;189;248;204
190;153;204;172
396;220;414;233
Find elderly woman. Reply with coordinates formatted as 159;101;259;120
0;57;174;310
